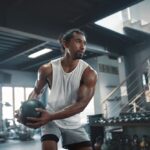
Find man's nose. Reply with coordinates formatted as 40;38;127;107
80;43;86;50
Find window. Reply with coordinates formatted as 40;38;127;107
14;87;25;110
25;87;34;100
1;86;34;121
2;87;13;119
99;64;118;74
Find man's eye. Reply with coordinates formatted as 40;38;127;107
84;42;87;46
76;40;81;43
75;39;86;46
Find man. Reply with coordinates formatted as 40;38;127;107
17;29;97;150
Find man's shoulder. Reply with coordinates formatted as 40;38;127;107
79;59;97;75
81;66;97;86
80;59;89;66
39;62;52;75
51;57;61;64
85;66;97;77
41;62;51;69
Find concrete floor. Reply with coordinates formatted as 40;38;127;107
0;135;65;150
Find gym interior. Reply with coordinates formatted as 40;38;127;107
0;0;150;150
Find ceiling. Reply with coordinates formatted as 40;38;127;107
0;0;145;72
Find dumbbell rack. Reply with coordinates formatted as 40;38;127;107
88;113;150;148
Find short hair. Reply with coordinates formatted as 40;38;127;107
59;28;86;52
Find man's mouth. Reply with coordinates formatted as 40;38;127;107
75;52;84;59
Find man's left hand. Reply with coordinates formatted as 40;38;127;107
26;108;51;129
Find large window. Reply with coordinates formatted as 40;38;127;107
1;86;34;121
25;87;34;100
14;87;25;110
2;87;13;119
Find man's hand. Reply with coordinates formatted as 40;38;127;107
26;108;51;129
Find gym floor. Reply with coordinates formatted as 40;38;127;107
0;134;65;150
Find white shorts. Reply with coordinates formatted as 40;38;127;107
41;121;91;149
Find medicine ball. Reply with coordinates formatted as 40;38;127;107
20;99;45;124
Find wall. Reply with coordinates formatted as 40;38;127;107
0;69;36;86
98;56;120;118
130;0;150;23
123;40;150;112
124;41;150;92
118;56;129;107
86;56;121;118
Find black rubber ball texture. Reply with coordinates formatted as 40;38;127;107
20;99;45;124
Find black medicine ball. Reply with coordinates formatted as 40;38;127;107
20;99;45;124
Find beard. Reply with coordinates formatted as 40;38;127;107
74;52;84;59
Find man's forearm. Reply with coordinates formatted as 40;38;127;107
49;102;86;121
28;90;40;100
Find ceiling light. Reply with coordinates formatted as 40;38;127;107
28;48;52;58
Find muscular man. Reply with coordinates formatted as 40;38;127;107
18;29;97;150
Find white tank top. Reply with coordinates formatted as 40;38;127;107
47;57;89;129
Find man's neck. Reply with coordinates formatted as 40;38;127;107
61;55;80;73
62;54;79;66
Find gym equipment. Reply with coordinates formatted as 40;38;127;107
0;102;11;142
16;125;34;141
19;99;45;125
0;120;8;143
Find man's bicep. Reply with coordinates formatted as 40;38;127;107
77;70;97;106
78;84;95;103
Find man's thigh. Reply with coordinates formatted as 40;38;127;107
61;126;92;149
41;121;61;140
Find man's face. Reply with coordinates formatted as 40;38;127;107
65;32;87;60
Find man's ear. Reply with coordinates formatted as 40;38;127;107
63;41;70;52
63;40;68;49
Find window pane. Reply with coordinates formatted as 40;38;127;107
2;87;13;119
25;87;34;100
14;87;25;110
